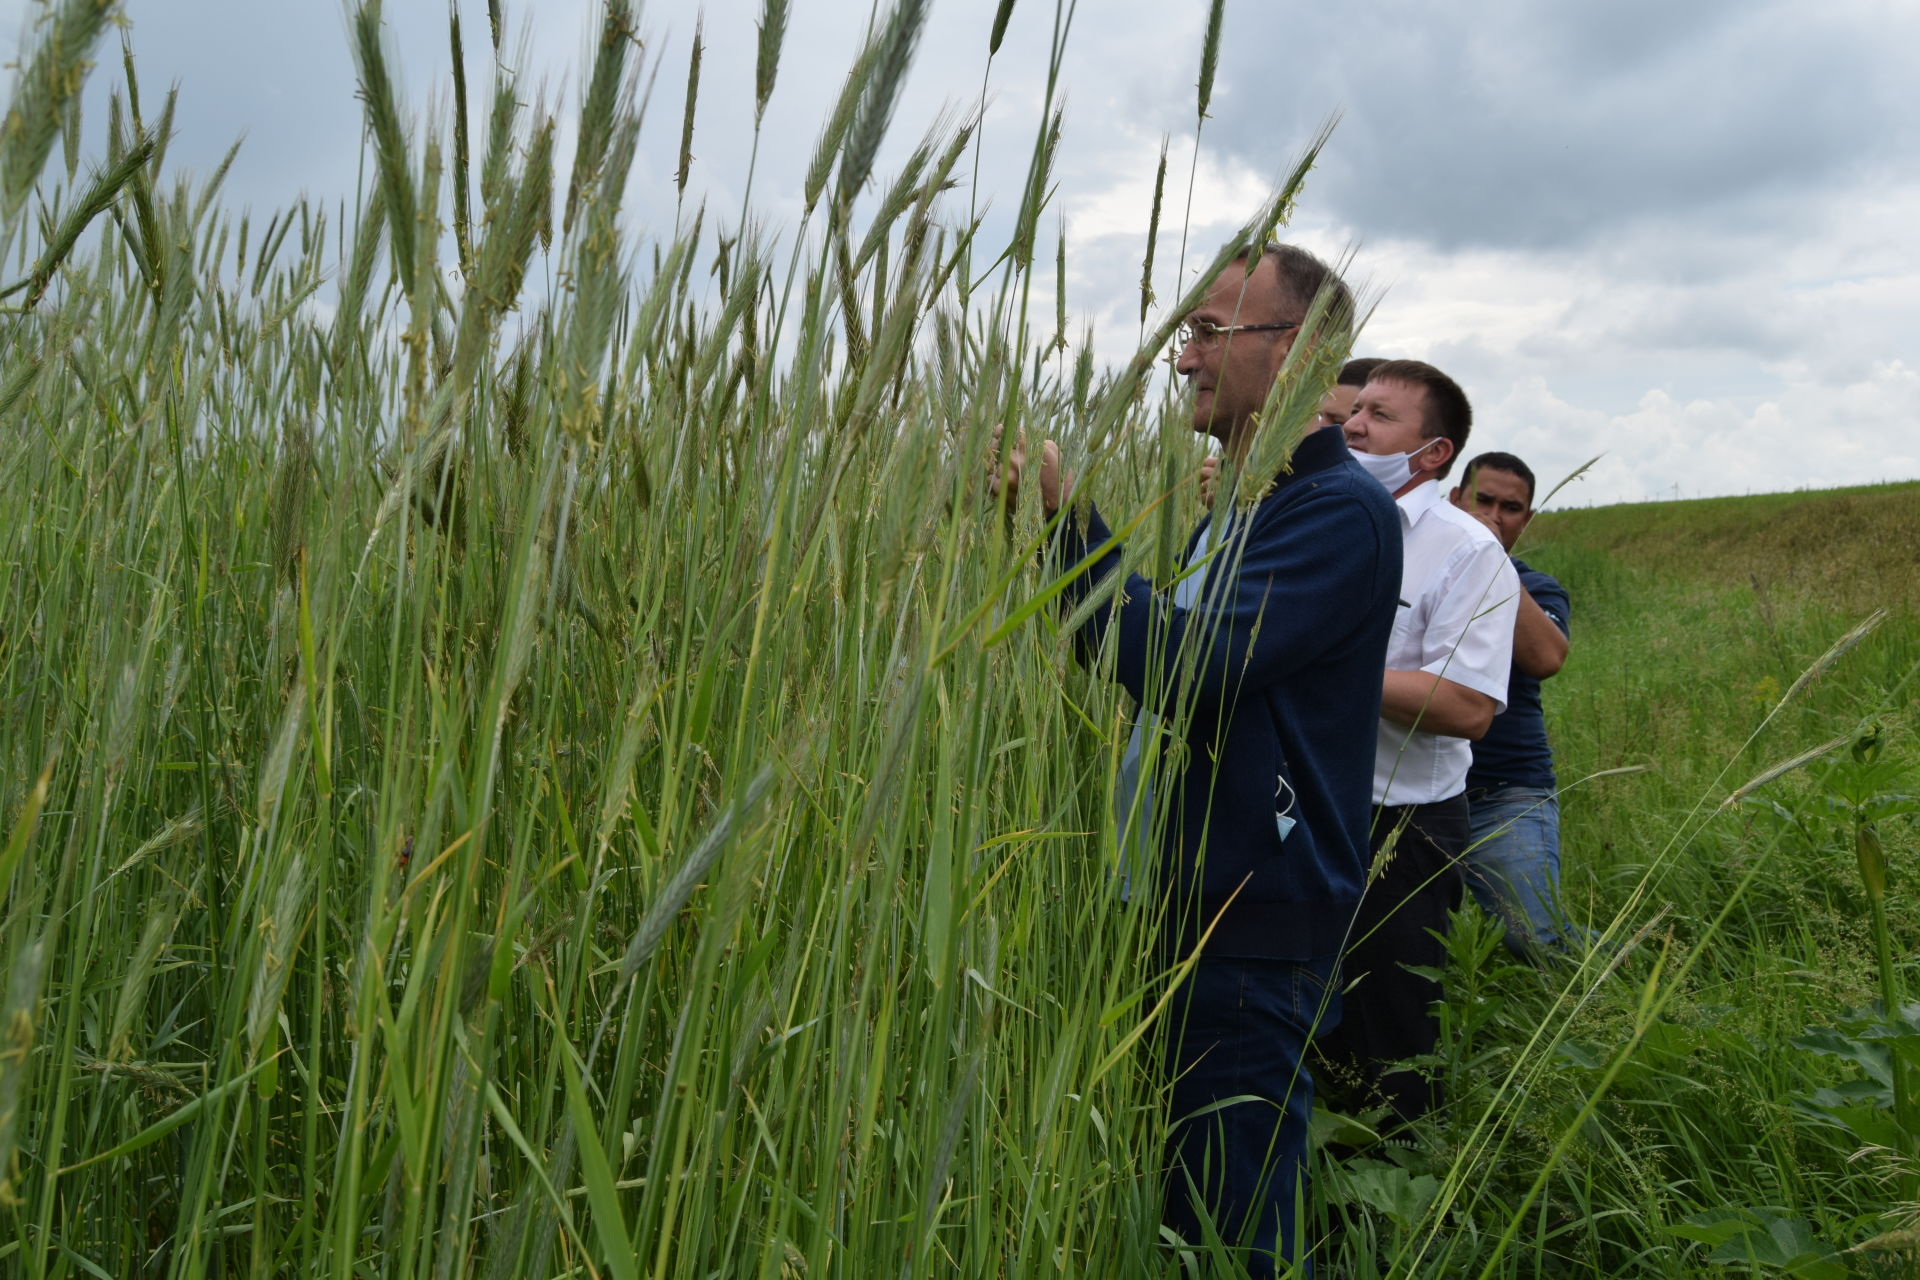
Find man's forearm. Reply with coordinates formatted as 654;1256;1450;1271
1512;587;1569;680
1380;669;1499;739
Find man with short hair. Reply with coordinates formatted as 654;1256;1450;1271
995;243;1400;1274
1317;360;1519;1126
1450;452;1573;954
1317;356;1385;428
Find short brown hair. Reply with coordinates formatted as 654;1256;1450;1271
1366;359;1472;479
1337;357;1386;388
1233;242;1354;338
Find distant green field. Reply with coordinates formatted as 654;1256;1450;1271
1527;480;1918;825
1536;480;1920;617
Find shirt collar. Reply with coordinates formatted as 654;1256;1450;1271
1396;477;1445;528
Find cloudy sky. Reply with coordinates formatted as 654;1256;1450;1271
6;0;1915;507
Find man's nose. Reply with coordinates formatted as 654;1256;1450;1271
1175;342;1201;374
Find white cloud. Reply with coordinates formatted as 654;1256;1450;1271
1490;362;1920;507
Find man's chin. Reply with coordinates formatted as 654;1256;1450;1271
1191;414;1232;445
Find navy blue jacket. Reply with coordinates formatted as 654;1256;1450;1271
1055;425;1401;958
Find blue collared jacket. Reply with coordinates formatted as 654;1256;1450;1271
1055;425;1401;958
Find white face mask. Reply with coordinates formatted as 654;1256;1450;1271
1348;438;1439;493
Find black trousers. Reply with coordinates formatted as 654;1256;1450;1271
1315;794;1470;1126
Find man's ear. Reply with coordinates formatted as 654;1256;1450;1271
1422;436;1455;478
1447;484;1463;505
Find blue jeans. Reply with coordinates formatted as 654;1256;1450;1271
1164;954;1341;1277
1464;786;1570;954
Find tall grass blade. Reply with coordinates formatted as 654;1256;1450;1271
676;15;703;201
754;0;790;124
1139;134;1167;325
989;0;1018;55
59;1059;277;1173
2;130;155;309
0;938;46;1202
449;5;474;273
835;0;932;208
1195;0;1225;122
350;0;419;298
0;0;115;233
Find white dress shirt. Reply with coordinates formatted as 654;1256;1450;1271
1373;479;1520;805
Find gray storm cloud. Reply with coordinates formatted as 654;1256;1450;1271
1202;0;1918;252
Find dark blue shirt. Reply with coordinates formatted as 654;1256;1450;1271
1466;559;1569;792
1054;426;1401;959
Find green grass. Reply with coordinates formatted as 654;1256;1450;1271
1;2;1917;1276
1341;488;1920;1277
1540;481;1920;618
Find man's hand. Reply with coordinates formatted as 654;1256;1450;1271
1198;455;1220;508
1467;506;1501;537
1037;440;1070;516
987;427;1071;517
986;424;1025;508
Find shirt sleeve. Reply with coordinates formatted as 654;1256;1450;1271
1525;569;1570;638
1055;487;1393;714
1415;538;1519;713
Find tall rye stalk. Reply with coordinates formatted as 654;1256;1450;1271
2;2;1914;1277
0;3;1175;1275
674;14;702;204
1169;0;1225;294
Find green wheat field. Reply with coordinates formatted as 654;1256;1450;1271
2;1;1916;1275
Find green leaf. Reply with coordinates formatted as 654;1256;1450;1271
1705;1213;1843;1278
1337;1160;1439;1226
1793;1025;1893;1087
563;1050;640;1280
977;496;1167;652
1791;1094;1904;1150
1553;1039;1606;1070
1308;1104;1381;1152
1671;1209;1846;1278
1664;1209;1760;1248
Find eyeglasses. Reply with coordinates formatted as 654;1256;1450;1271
1176;318;1300;348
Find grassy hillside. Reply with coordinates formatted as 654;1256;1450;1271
1534;480;1920;617
1384;485;1920;1276
1525;481;1918;829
